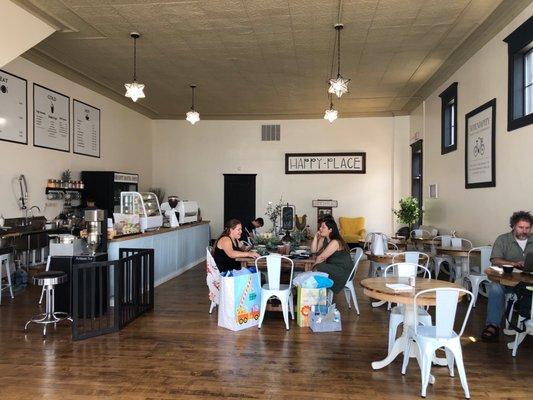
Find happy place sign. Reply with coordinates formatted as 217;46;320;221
285;152;366;174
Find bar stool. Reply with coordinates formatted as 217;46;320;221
24;271;72;337
0;247;15;305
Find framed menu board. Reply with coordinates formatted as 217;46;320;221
33;83;70;152
0;69;27;145
73;99;100;158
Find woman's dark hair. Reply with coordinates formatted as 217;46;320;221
509;211;533;228
322;218;349;252
255;217;264;226
214;219;242;247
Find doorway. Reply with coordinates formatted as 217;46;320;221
411;140;423;226
223;174;256;227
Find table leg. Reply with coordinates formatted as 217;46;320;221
372;306;416;370
372;306;441;379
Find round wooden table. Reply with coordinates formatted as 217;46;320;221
435;246;479;283
486;267;533;286
361;277;465;371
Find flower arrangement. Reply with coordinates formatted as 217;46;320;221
393;197;422;232
265;197;283;232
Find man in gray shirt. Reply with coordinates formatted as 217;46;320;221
481;211;533;341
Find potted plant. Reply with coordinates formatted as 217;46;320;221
393;197;422;233
265;197;283;234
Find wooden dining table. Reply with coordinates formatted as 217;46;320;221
361;277;465;371
236;254;317;271
486;266;533;286
435;246;480;283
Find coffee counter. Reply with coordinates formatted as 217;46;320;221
108;221;210;242
107;221;210;286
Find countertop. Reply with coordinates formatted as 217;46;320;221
0;226;71;238
108;221;210;243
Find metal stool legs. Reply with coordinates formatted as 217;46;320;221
25;283;72;337
0;254;15;305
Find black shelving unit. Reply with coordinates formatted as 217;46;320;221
45;187;84;194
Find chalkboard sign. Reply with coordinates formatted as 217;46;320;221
282;205;295;230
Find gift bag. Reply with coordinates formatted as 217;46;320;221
309;304;342;332
218;269;261;331
297;287;327;327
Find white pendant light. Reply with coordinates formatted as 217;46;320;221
124;32;145;102
324;99;338;123
328;24;350;98
185;84;200;125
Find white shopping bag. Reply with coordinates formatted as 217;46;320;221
218;270;261;331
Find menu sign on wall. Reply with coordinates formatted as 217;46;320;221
73;99;100;158
33;83;70;152
0;69;27;144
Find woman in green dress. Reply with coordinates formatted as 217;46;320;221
311;218;354;294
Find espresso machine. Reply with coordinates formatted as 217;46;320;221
84;209;107;254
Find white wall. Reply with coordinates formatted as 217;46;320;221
0;57;153;221
413;4;533;245
0;0;55;68
152;116;410;237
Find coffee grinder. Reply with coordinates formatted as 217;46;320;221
84;209;107;255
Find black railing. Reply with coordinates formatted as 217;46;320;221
71;248;154;341
118;248;155;329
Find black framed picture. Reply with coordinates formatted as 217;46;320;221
465;99;496;189
0;69;28;145
33;83;70;152
73;99;101;158
285;152;366;174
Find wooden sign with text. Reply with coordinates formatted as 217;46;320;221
285;152;366;174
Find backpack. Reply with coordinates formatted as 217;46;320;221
505;282;532;333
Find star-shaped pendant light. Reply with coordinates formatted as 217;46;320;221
323;97;338;123
185;85;200;125
124;32;145;102
328;24;350;98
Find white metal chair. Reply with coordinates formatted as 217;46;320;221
256;255;294;330
448;238;473;283
430;235;452;278
402;288;474;399
384;263;432;353
410;229;433;251
509;286;533;356
392;251;430;269
205;247;221;314
0;251;15;305
462;246;492;306
344;248;363;315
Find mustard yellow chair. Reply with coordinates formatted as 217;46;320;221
339;217;366;244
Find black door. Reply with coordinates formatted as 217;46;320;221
411;140;423;226
223;174;256;227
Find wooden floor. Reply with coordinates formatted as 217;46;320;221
0;261;531;399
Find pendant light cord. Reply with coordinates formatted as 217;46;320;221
133;36;137;81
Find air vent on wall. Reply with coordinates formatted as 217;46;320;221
261;124;280;141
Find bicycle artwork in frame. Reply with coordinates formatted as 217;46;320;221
465;98;496;189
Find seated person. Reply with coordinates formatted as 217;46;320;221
311;218;353;294
213;219;259;273
241;217;264;244
481;211;533;341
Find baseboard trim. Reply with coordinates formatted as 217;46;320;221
155;257;205;287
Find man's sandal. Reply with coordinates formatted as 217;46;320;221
481;324;499;341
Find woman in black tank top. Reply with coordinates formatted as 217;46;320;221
213;219;259;273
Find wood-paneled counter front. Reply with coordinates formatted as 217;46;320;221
108;221;210;286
